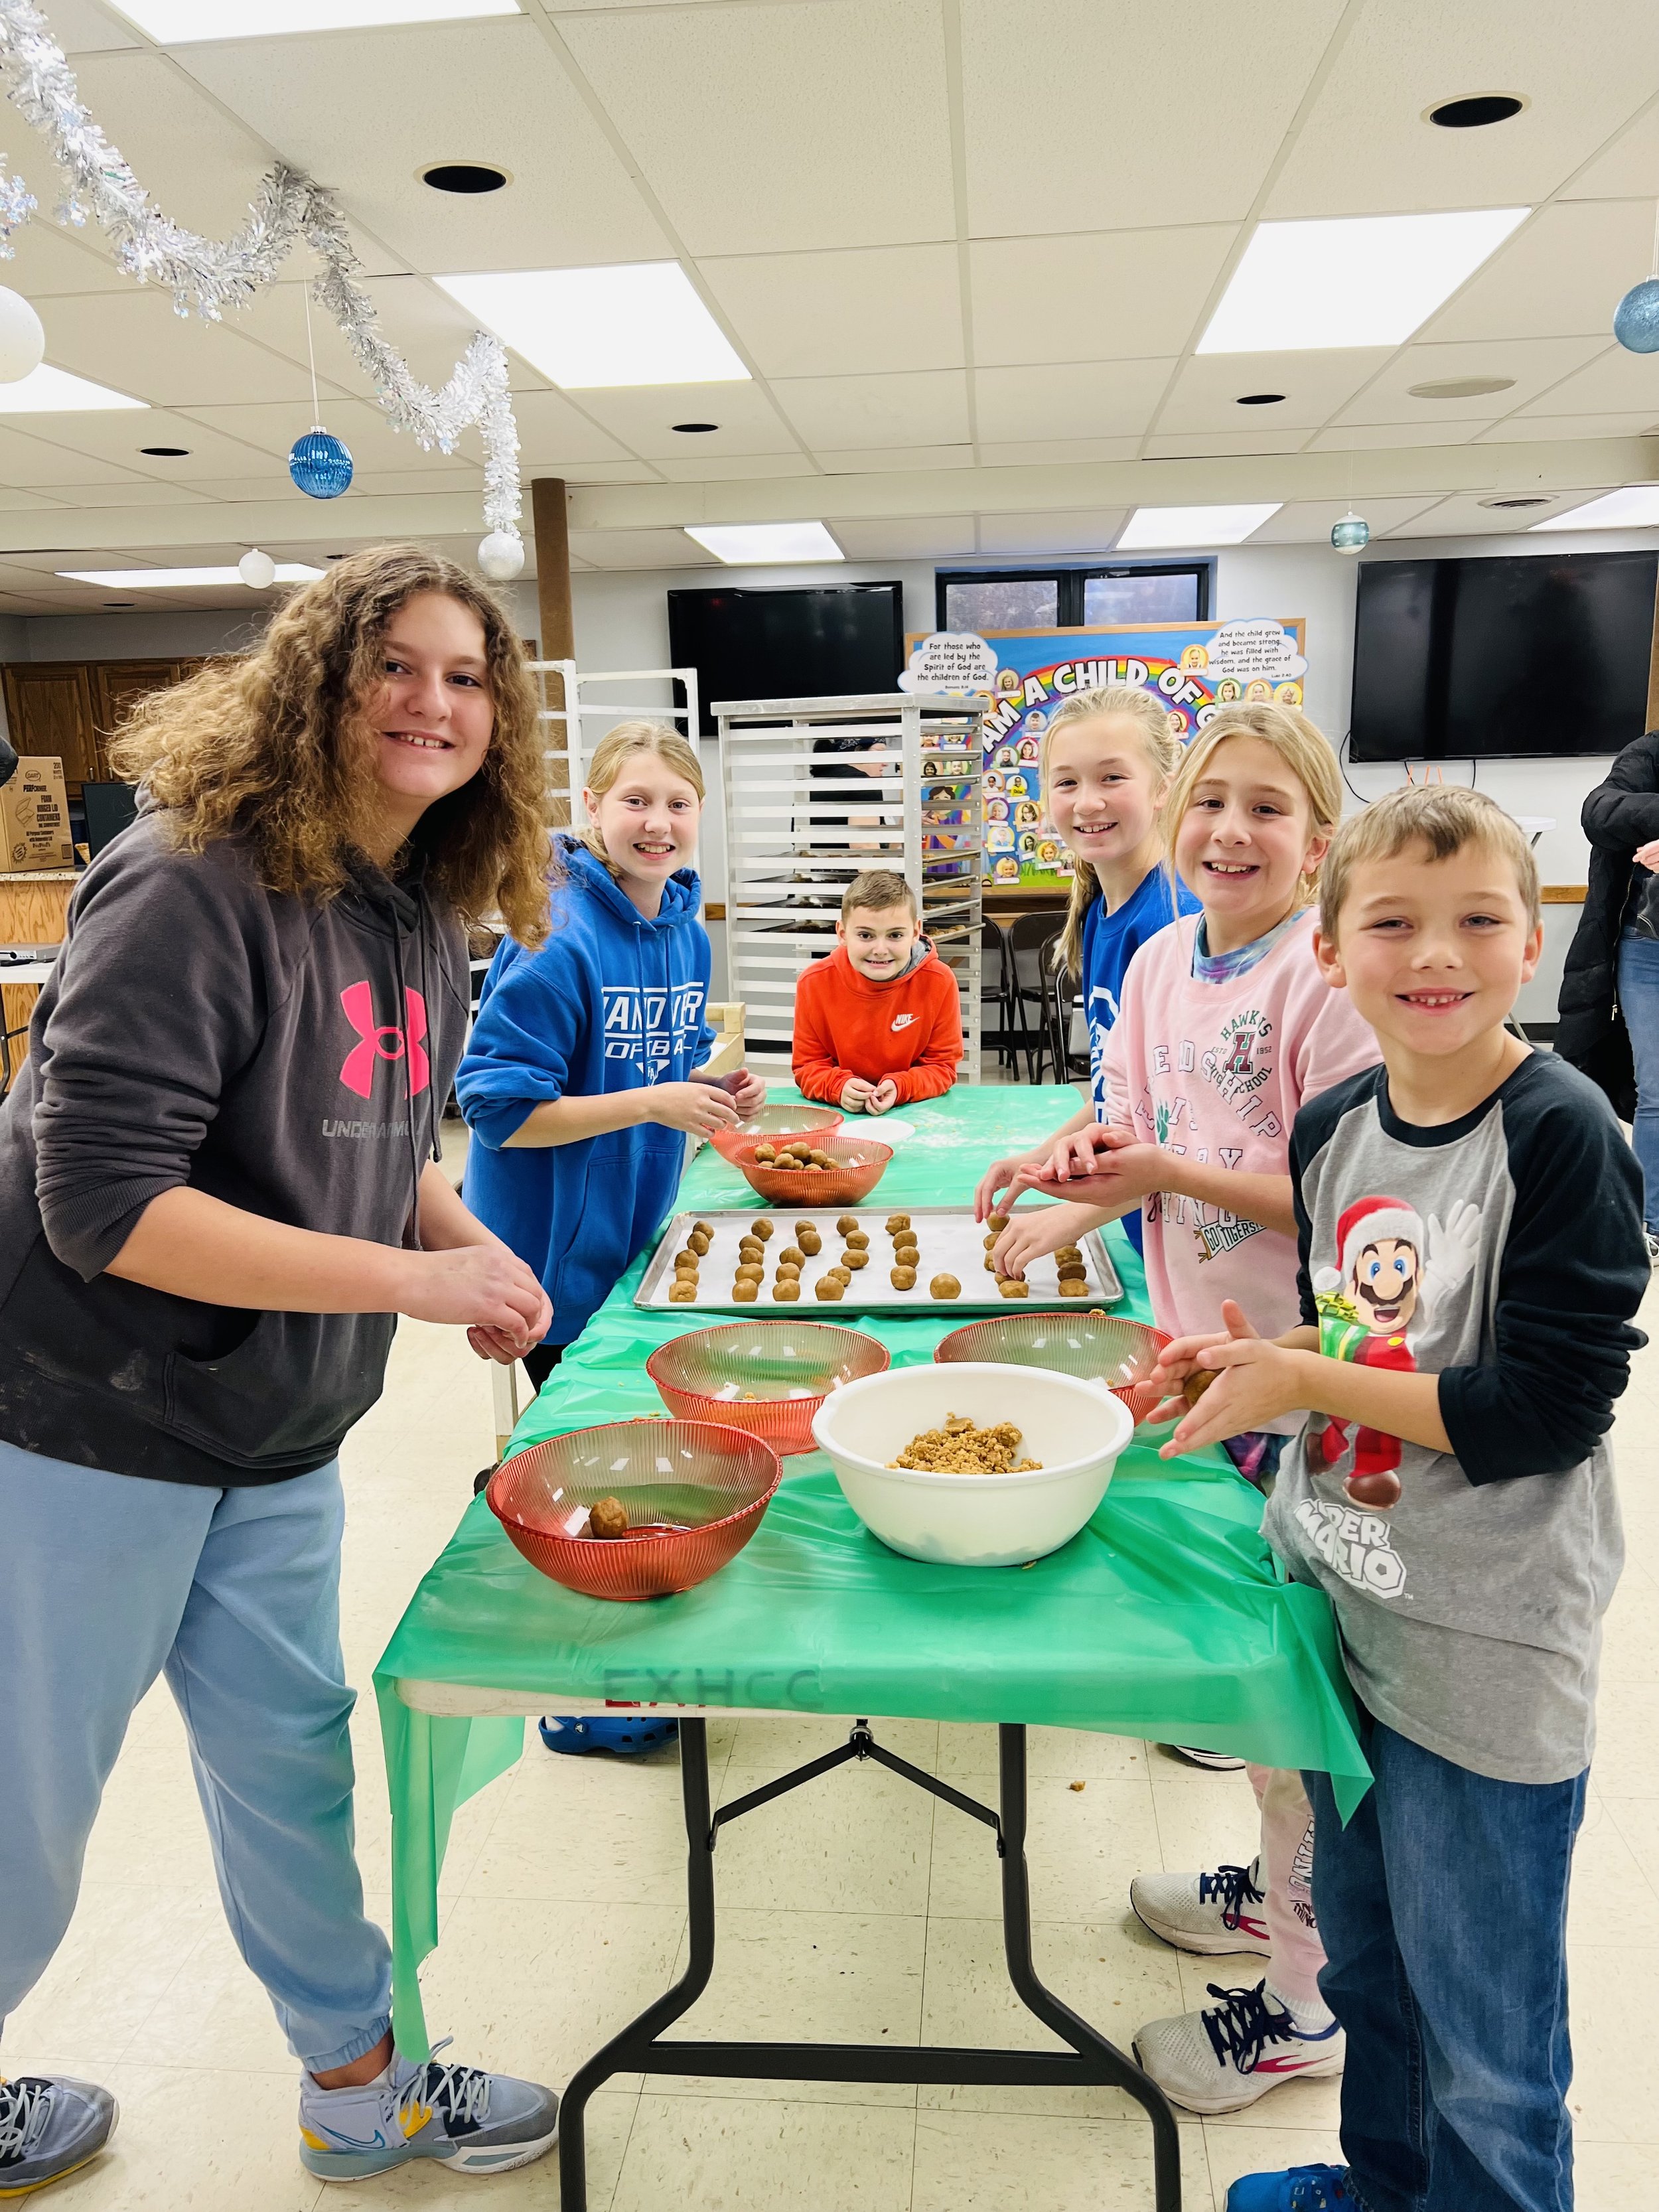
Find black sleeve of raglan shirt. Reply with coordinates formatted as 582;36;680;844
1439;1062;1649;1484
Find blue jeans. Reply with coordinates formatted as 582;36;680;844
0;1439;392;2071
1304;1716;1586;2212
1618;930;1659;1230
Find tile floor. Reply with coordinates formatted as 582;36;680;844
9;1122;1659;2211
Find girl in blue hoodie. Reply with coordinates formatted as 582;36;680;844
459;719;762;1386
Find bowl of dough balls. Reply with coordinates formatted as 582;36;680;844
720;1132;894;1207
810;1361;1133;1568
486;1419;783;1601
647;1321;890;1455
932;1312;1175;1424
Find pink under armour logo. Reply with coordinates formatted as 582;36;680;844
338;980;429;1100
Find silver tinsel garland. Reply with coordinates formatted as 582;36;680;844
0;0;522;547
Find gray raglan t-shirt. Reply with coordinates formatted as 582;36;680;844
1263;1052;1648;1784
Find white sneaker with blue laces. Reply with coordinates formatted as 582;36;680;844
298;2040;559;2181
1133;1978;1344;2114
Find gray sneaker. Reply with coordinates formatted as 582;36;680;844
298;2039;559;2181
0;2073;119;2192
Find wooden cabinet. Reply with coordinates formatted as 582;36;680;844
1;657;205;796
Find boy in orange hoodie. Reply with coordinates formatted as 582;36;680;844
792;869;963;1113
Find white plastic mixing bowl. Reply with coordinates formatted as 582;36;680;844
811;1361;1133;1567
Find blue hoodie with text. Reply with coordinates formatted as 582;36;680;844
458;839;713;1346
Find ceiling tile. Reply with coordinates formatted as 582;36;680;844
976;510;1129;556
1250;496;1449;544
1143;427;1310;457
1392;491;1612;536
177;19;669;272
1510;344;1659;416
1563;102;1659;199
652;451;822;482
969;227;1236;366
501;388;638;466
38;290;316;406
15;406;279;481
975;438;1140;467
0;423;152;487
30;478;214;507
0;220;135;298
0;487;69;512
175;395;497;475
816;445;977;473
561;380;800;459
1156;349;1391;434
973;359;1175;444
1475;409;1659;443
1307;419;1494;450
831;516;977;559
960;0;1347;236
1264;0;1659;218
71;52;282;237
559;0;955;254
44;0;140;51
772;370;970;450
1333;335;1608;426
230;277;515;402
698;244;963;376
568;528;713;569
1419;200;1656;344
522;459;665;485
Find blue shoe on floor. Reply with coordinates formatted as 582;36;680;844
1226;2166;1357;2211
538;1714;678;1755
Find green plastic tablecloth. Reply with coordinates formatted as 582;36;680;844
374;1085;1368;2058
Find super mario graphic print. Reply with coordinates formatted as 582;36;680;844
1309;1193;1480;1507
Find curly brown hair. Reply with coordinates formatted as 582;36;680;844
110;543;555;945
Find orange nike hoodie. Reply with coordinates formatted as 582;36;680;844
792;940;963;1105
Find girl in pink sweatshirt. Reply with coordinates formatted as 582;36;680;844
995;702;1380;2122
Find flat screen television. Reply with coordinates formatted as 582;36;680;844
668;582;904;737
1349;550;1658;761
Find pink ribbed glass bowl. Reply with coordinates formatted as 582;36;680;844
646;1321;890;1454
933;1312;1175;1424
487;1419;782;1601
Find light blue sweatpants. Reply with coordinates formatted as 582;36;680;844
0;1437;392;2072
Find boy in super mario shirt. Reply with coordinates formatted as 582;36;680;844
792;869;962;1113
1156;787;1648;2212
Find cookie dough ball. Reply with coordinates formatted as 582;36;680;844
774;1264;801;1285
1054;1244;1082;1263
984;1253;999;1272
999;1278;1030;1299
891;1266;917;1290
1058;1278;1089;1297
893;1241;919;1264
751;1218;773;1241
828;1266;851;1287
735;1264;762;1285
1183;1367;1217;1407
885;1214;910;1233
755;1143;777;1163
794;1220;816;1237
987;1213;1009;1233
778;1246;805;1269
669;1281;697;1303
733;1281;758;1301
693;1220;713;1236
674;1252;699;1273
808;1148;834;1167
843;1248;869;1270
816;1277;845;1301
930;1274;961;1299
687;1229;711;1255
836;1215;859;1236
798;1227;822;1256
588;1496;630;1540
772;1279;801;1301
983;1232;1000;1251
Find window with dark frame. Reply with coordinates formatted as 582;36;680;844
936;562;1211;634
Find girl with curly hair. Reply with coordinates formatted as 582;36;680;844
0;546;564;2194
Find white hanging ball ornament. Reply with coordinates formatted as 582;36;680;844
238;547;277;590
0;287;46;385
1331;510;1370;555
478;530;525;581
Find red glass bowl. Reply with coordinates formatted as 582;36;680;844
729;1104;844;1142
487;1419;782;1601
934;1312;1174;1424
711;1132;893;1207
646;1321;890;1455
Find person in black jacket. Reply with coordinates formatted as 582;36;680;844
1557;729;1659;1251
0;548;566;2195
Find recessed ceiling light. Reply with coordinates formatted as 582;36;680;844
1427;94;1526;128
139;444;190;457
434;263;749;388
1116;504;1281;550
0;364;146;412
111;1;518;38
104;600;135;608
420;162;510;195
1480;495;1550;509
1198;208;1529;353
1408;375;1516;400
1235;392;1285;406
59;563;326;587
1529;487;1659;532
673;421;720;433
683;522;843;565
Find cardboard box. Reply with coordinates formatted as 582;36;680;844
0;755;74;872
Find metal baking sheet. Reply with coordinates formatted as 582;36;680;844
635;1205;1125;1315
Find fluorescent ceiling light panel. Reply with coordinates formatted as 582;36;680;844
0;364;146;412
1528;486;1659;532
1198;208;1530;352
60;565;326;587
684;522;843;565
113;1;517;38
435;263;749;388
1116;504;1281;550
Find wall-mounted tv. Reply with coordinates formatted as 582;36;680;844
1349;550;1658;761
668;582;904;737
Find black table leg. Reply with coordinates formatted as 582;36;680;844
556;1718;1181;2211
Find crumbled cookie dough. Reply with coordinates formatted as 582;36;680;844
888;1414;1040;1473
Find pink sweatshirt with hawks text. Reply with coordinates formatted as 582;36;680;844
1100;911;1380;1416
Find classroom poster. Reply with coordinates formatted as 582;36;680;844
902;619;1308;888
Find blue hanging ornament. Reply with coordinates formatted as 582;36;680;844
1331;509;1370;554
289;424;353;499
1614;277;1659;354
